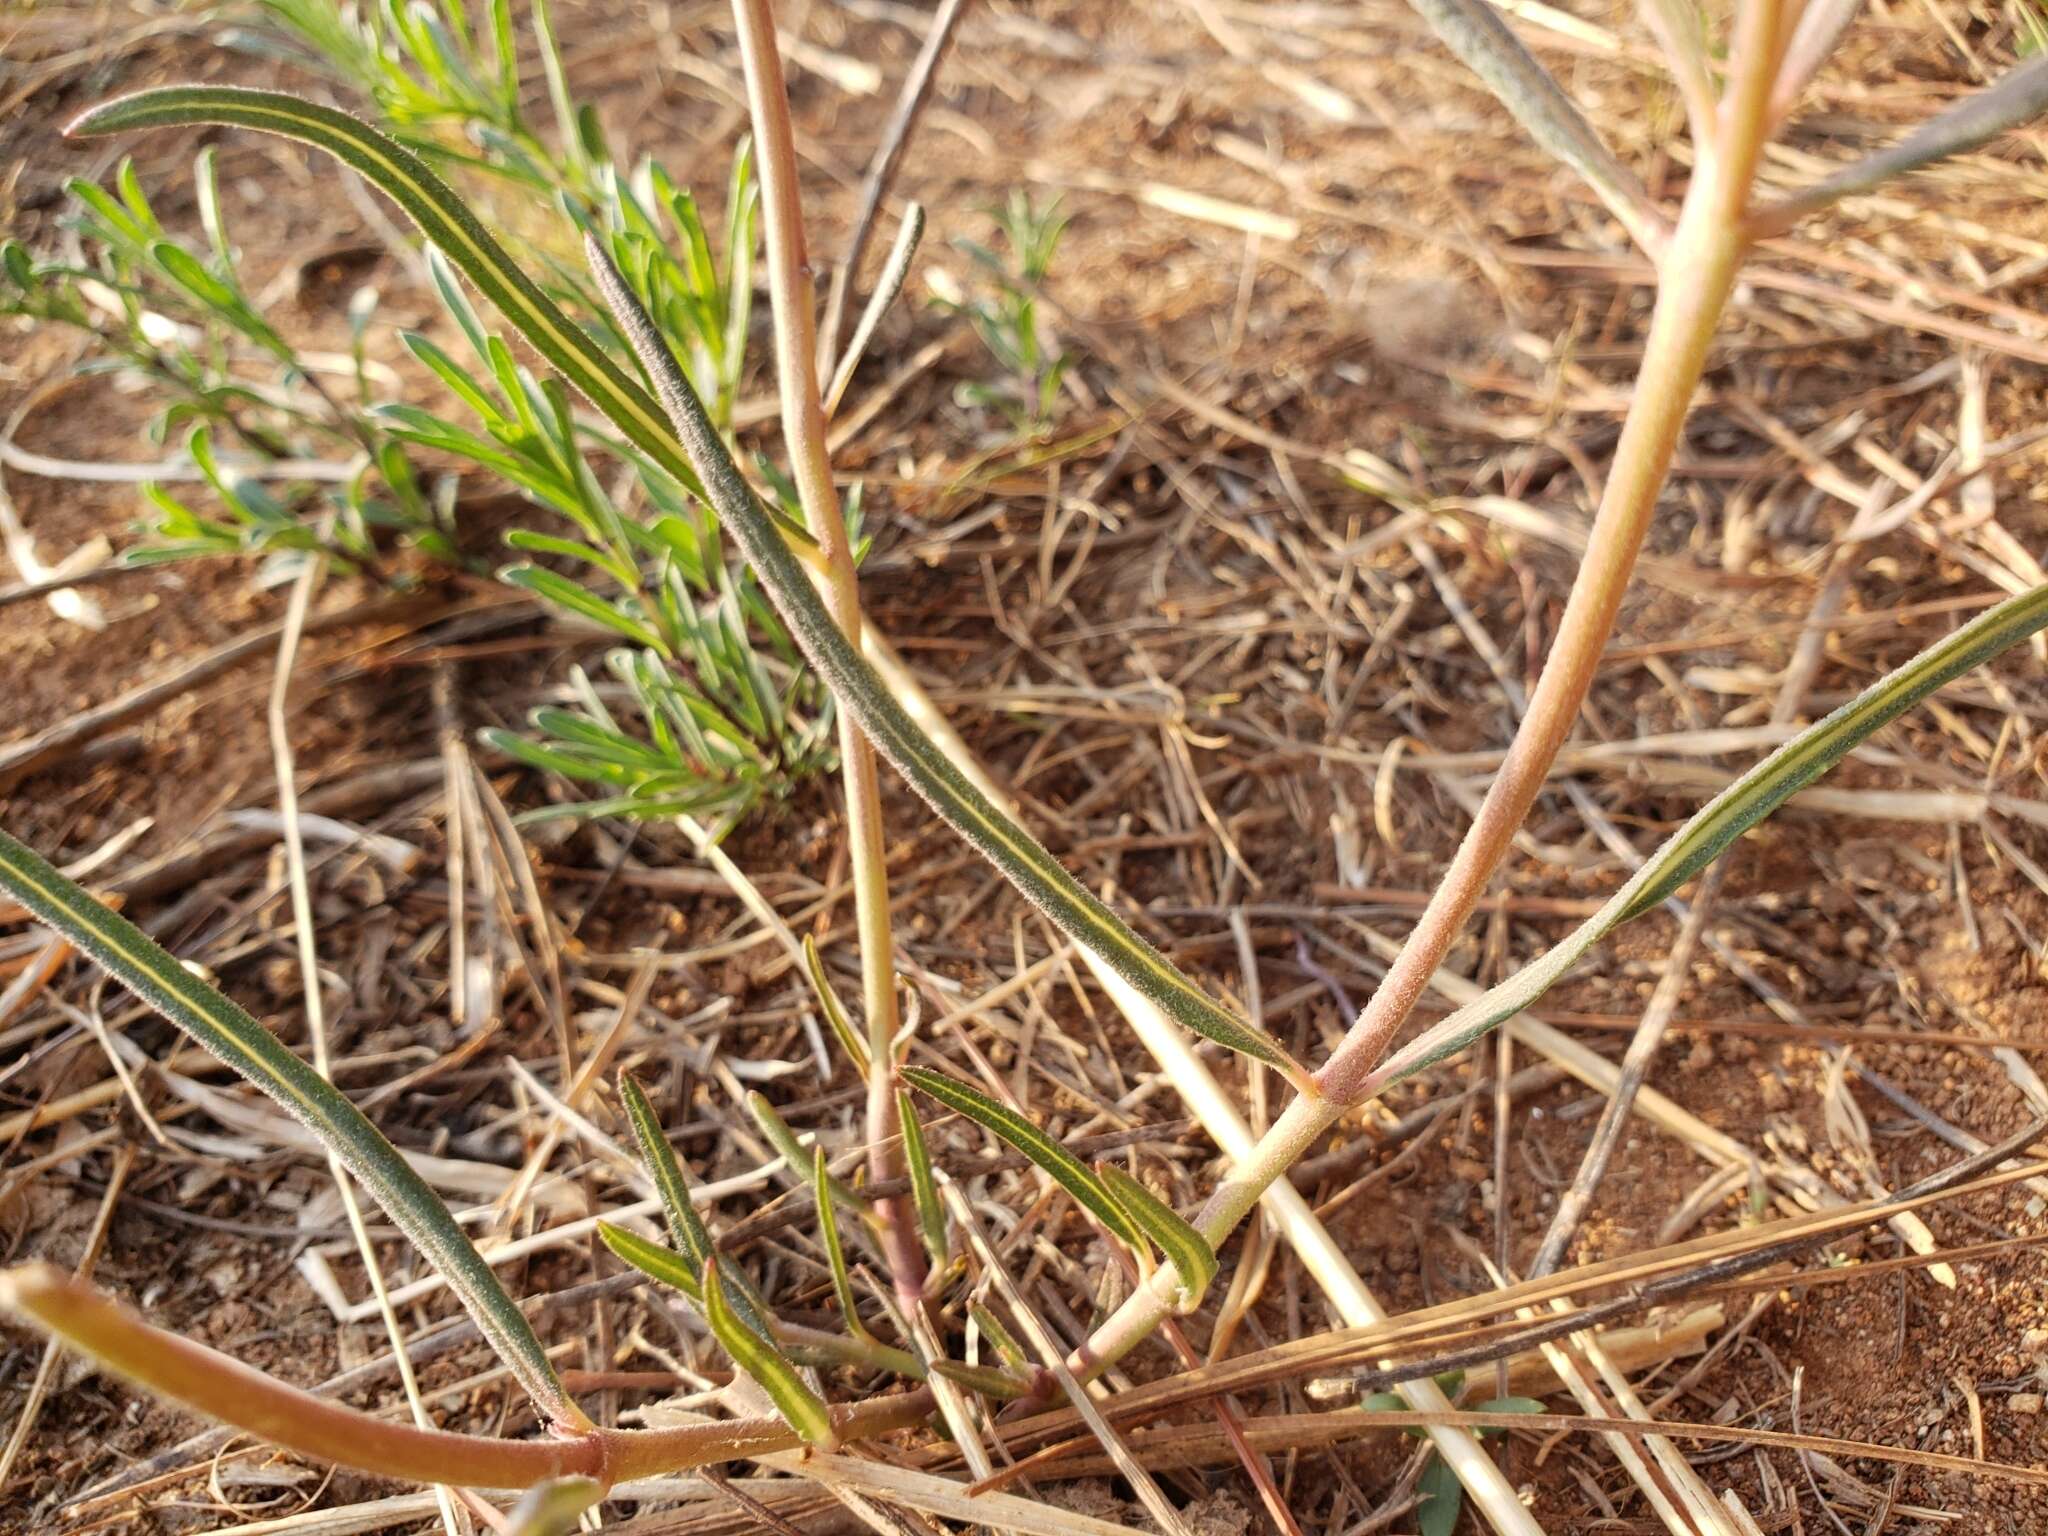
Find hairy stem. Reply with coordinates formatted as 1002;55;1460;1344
1;1264;934;1491
727;0;925;1304
1057;30;1781;1383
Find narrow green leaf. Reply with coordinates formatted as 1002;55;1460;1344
702;1255;837;1448
485;0;519;102
481;728;643;789
1756;54;2048;233
814;1146;869;1343
193;146;233;273
150;239;238;311
500;564;667;653
1366;581;2048;1093
505;1476;603;1536
801;934;869;1075
896;1087;948;1267
0;829;577;1427
776;1333;922;1377
1404;0;1656;249
504;529;640;589
529;0;586;184
425;243;490;360
581;238;1310;1090
970;1302;1027;1372
722;137;756;392
2;238;35;288
399;329;504;424
746;1092;862;1209
1097;1163;1217;1312
615;1075;772;1334
64;87;705;500
68;176;147;245
618;1074;712;1265
596;1218;702;1302
900;1068;1140;1247
928;1358;1032;1400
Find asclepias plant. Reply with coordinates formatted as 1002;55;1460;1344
7;0;2048;1524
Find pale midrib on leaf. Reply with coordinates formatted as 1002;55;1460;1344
0;829;573;1423
68;88;701;502
581;230;1306;1084
1365;579;2048;1091
67;84;1306;1090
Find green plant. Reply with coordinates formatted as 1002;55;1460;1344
0;158;447;574
7;0;2048;1523
1361;1375;1545;1536
931;189;1070;430
0;0;853;828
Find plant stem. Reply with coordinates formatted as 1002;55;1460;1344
2;1262;936;1491
726;0;926;1305
1055;22;1785;1383
1314;176;1753;1107
0;1264;596;1488
817;0;968;370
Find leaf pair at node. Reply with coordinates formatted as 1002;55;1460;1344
902;1068;1218;1312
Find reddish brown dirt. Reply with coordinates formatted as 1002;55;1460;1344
6;1;2048;1533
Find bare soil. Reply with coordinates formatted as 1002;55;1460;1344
5;1;2048;1532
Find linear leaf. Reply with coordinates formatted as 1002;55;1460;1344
928;1358;1032;1400
1365;582;2048;1093
618;1074;713;1265
64;87;707;501
580;239;1311;1090
1097;1164;1217;1312
802;933;869;1075
599;1222;897;1385
900;1068;1140;1247
615;1076;771;1334
597;1218;703;1301
814;1147;869;1342
970;1301;1028;1372
701;1255;837;1448
1755;55;2048;233
65;83;1307;1091
500;565;667;653
746;1092;864;1209
0;830;577;1427
1404;0;1659;250
506;1477;604;1536
897;1088;949;1267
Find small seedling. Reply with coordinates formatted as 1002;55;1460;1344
4;0;2048;1526
930;190;1071;431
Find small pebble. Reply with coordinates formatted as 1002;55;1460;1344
2010;1394;2043;1416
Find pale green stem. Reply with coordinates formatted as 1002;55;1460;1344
1065;10;1785;1380
726;0;925;1303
